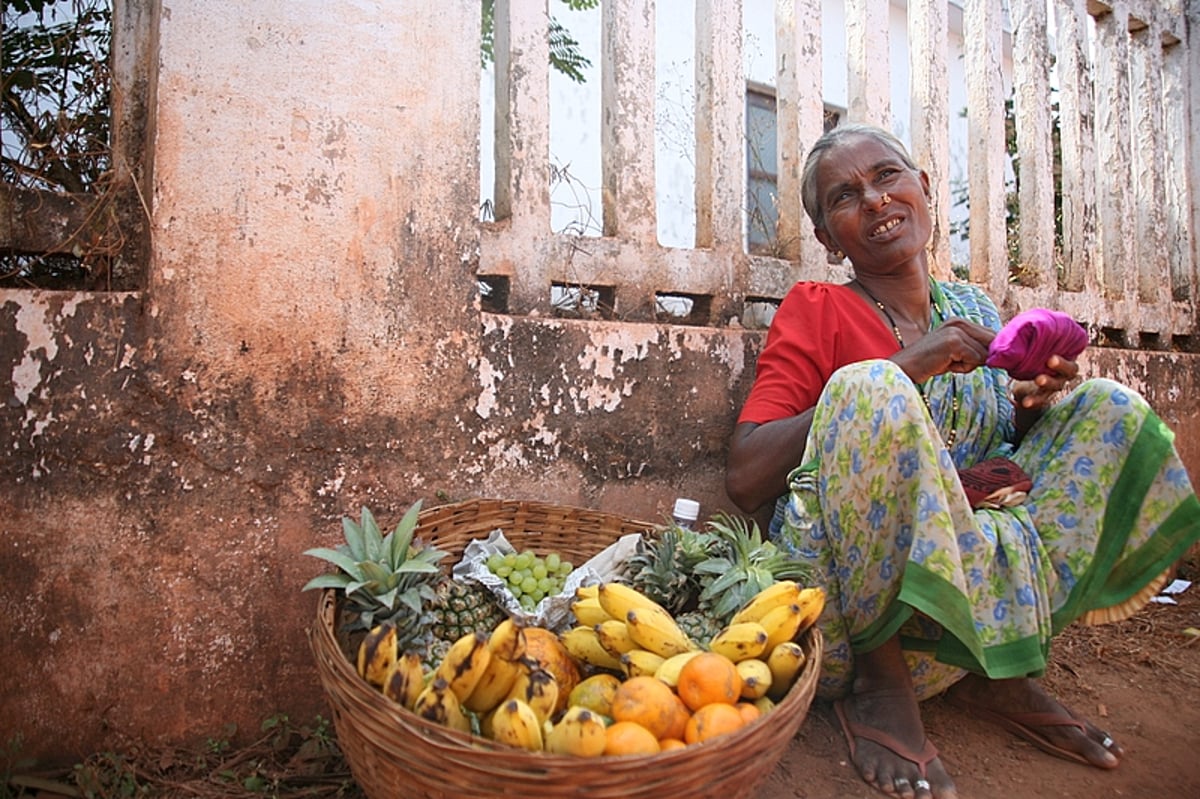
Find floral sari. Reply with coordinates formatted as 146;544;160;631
773;280;1200;700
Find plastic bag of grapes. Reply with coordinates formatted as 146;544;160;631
452;528;640;631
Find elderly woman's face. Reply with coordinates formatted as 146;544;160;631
813;134;932;274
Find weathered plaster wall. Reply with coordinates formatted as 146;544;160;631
1;0;1198;764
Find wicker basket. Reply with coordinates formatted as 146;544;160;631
309;498;823;799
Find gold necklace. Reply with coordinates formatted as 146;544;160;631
854;280;959;447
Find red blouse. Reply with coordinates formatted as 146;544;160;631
738;282;900;425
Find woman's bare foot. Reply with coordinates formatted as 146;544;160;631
838;638;959;798
946;674;1121;768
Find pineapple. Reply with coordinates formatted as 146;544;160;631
429;575;506;643
303;501;447;656
624;523;716;613
693;512;812;625
674;609;723;647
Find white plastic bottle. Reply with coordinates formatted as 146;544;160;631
672;498;700;529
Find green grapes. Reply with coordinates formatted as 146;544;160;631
485;547;575;611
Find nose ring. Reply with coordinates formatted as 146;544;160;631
881;192;892;205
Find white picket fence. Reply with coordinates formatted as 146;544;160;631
478;0;1197;344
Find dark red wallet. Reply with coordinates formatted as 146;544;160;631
957;457;1033;509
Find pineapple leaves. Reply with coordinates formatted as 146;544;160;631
359;506;385;562
302;547;364;580
301;572;352;592
387;499;423;568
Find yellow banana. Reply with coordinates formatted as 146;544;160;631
596;582;668;621
795;586;826;633
488;698;544;751
356;622;398;687
412;676;472;734
559;625;624;672
620;649;666;679
574;583;600;601
624;606;696;658
707;621;769;662
765;640;807;699
570;596;613;627
464;652;523;714
654;650;702;688
487;617;526;662
545;706;608;757
735;658;773;700
760;602;806;651
506;663;559;726
594;619;639;657
434;631;493;703
381;650;427;710
730;580;801;625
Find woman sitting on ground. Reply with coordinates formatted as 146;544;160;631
725;122;1200;799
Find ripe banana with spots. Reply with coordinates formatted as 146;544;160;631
620;648;666;679
356;622;398;687
560;625;624;671
707;621;769;662
488;698;544;751
381;650;427;711
654;650;702;688
506;663;559;726
412;676;472;734
730;580;801;625
765;640;807;699
760;602;806;651
545;706;608;757
624;606;696;658
434;631;492;703
596;582;669;621
464;651;523;714
570;596;613;627
794;586;826;633
735;658;773;700
594;619;639;657
488;617;527;662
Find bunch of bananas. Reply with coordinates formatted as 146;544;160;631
563;579;824;706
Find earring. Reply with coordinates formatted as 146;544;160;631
826;249;845;265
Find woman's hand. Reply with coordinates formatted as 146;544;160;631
893;318;994;383
1011;354;1079;411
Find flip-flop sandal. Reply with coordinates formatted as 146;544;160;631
946;692;1108;768
834;698;940;783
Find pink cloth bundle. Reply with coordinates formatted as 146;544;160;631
985;308;1088;380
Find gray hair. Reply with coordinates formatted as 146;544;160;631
800;123;920;230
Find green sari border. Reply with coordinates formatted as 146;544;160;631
1051;412;1200;630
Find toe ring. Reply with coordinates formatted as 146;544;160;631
894;778;910;788
1102;735;1115;749
914;779;931;791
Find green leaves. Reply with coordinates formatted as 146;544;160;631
302;501;449;633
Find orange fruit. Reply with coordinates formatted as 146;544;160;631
658;737;688;751
660;692;691;742
523;627;581;713
684;702;746;744
610;675;679;739
604;720;662;756
676;651;743;711
736;701;761;725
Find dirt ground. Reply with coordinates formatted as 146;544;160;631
761;557;1200;799
8;559;1198;799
